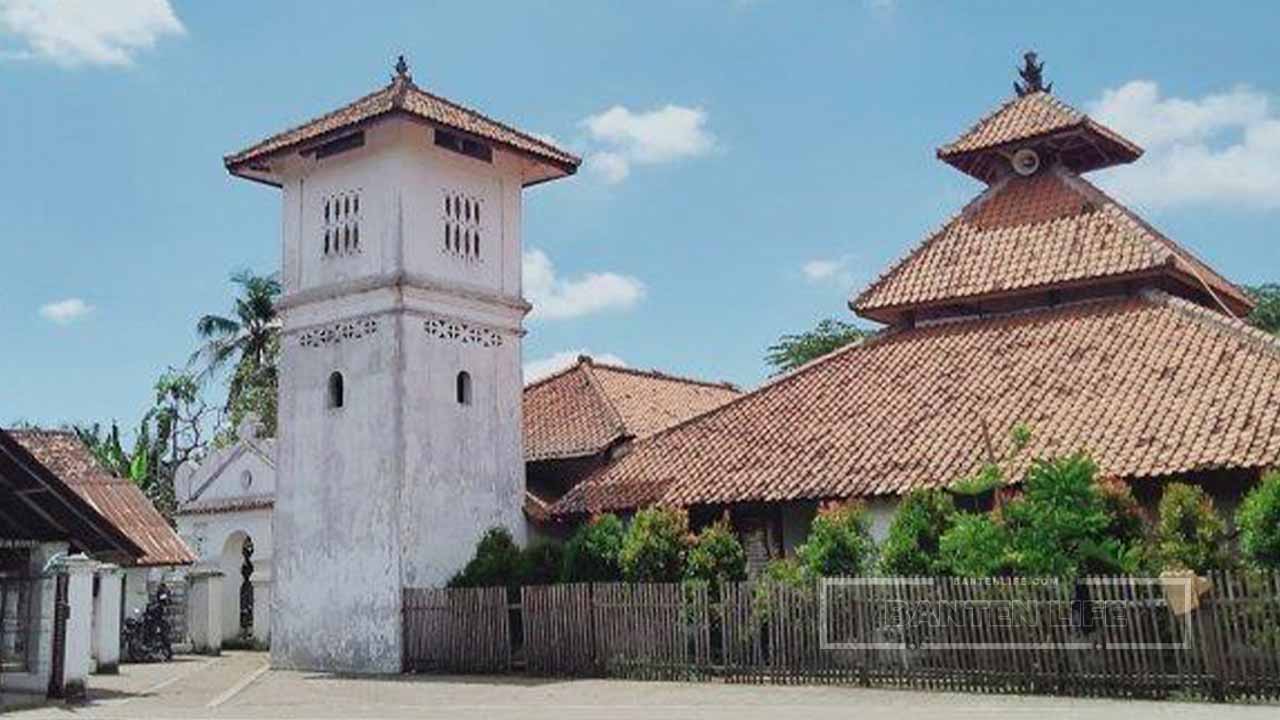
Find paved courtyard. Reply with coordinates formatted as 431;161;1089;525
6;651;1278;719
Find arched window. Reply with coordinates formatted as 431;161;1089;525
456;371;472;406
328;371;345;409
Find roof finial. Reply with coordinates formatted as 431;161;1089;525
394;54;411;81
1014;50;1051;97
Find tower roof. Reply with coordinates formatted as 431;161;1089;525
225;56;581;186
937;91;1142;183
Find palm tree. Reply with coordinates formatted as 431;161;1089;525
192;270;281;408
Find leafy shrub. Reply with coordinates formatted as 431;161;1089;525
1238;471;1280;570
1002;453;1130;577
448;526;522;589
518;540;565;586
561;514;626;583
879;488;956;575
1096;477;1156;573
939;512;1010;577
1156;483;1231;573
796;501;876;577
619;507;690;582
685;519;747;585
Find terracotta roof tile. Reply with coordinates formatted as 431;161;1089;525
523;358;740;462
173;495;274;516
852;169;1252;319
8;430;197;566
940;92;1084;157
225;73;580;177
553;292;1280;515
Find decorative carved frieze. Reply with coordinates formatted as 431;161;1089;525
298;318;379;348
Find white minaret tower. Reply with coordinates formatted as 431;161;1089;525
225;57;579;672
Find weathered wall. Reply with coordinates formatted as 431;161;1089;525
271;118;528;673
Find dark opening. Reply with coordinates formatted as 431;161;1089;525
328;371;345;409
313;131;366;160
434;129;493;163
456;371;472;406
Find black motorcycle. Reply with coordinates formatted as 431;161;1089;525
123;583;174;662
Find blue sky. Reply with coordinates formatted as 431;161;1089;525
2;1;1278;432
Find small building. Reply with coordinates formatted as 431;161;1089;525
0;428;142;702
8;430;196;627
174;416;274;648
524;355;740;536
551;59;1280;567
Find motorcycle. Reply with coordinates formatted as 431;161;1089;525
122;583;174;662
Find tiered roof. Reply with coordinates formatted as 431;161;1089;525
9;430;196;566
550;59;1275;516
524;356;740;462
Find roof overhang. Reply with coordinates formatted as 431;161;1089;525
938;121;1143;184
0;430;143;562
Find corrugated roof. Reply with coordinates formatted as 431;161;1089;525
225;67;579;180
523;357;740;462
552;291;1280;515
8;430;196;566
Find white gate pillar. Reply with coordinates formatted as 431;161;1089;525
92;564;123;674
187;565;223;655
59;554;97;700
250;561;271;647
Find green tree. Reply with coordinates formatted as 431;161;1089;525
1237;471;1280;570
518;540;565;586
939;513;1010;577
619;507;690;582
764;318;867;375
796;502;876;577
449;527;523;589
1002;453;1128;577
879;488;956;575
193;270;281;423
1155;483;1231;573
685;519;747;586
1246;284;1280;335
561;514;626;583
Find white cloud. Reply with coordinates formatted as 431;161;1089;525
801;255;858;288
580;104;715;184
523;249;645;320
39;298;93;325
0;0;185;67
524;350;628;384
1088;81;1280;210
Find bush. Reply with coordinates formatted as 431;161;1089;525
939;512;1010;577
1238;471;1280;570
1002;453;1128;577
619;507;690;582
1096;477;1156;573
796;501;876;577
518;540;565;586
561;514;626;583
449;526;522;589
685;519;747;585
879;488;956;575
1156;483;1230;573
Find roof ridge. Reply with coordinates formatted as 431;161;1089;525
579;362;630;441
404;83;581;164
1067;174;1252;313
1141;289;1280;359
225;80;397;165
523;358;589;391
590;361;740;392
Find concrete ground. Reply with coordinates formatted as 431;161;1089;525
8;651;1278;719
